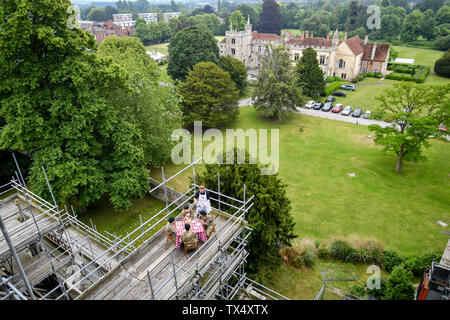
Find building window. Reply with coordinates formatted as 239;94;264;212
362;68;366;73
338;59;345;69
294;53;299;60
319;56;325;65
231;38;235;45
341;73;346;79
374;69;378;73
231;48;235;55
258;46;261;52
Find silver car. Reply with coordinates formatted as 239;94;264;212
341;106;353;116
304;100;315;109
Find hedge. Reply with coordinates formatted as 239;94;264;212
325;81;341;96
326;76;341;83
385;66;430;83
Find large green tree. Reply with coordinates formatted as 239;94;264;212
219;55;248;94
295;47;326;98
229;10;246;31
195;150;295;278
98;36;182;167
401;9;425;42
380;14;402;40
0;0;150;210
436;5;450;26
421;9;437;41
253;45;304;120
179;62;239;128
167;25;219;81
256;0;283;35
368;83;449;173
434;51;450;77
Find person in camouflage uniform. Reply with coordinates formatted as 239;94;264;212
165;216;176;237
198;210;214;238
179;204;194;221
180;223;197;249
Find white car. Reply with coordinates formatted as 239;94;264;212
304;100;315;109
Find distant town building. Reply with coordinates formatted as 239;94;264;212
138;12;158;24
162;12;181;23
113;13;133;23
80;21;135;43
218;18;390;80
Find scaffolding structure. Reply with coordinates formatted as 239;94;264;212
0;157;290;300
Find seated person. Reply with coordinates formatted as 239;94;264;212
165;216;176;237
179;204;194;221
198;210;214;238
180;223;198;250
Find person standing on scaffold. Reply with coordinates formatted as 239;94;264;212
193;183;212;217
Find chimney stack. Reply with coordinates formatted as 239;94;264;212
311;32;314;38
326;32;330;41
370;43;377;60
344;32;348;41
364;34;368;45
301;31;305;40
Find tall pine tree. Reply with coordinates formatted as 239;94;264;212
295;47;326;98
255;0;283;35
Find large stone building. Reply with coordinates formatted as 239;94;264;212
218;18;390;80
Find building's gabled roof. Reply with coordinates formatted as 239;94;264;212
362;42;391;62
251;31;281;42
285;37;332;48
343;36;364;56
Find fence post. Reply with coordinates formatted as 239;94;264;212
217;172;221;211
139;214;146;242
162;167;169;216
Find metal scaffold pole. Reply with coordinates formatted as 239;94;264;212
161;167;169;216
0;215;35;300
147;270;155;300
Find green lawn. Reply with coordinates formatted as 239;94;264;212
145;42;169;56
145;107;450;256
268;259;391;300
392;46;449;85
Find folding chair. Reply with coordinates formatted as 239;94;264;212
208;223;218;240
164;229;176;249
183;240;198;260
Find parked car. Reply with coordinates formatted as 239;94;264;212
322;102;333;112
313;101;324;110
341;106;353;116
438;123;447;132
325;96;336;102
352;108;363;117
332;91;346;97
384;117;393;122
331;103;344;113
305;100;315;109
363;110;372;119
341;84;356;91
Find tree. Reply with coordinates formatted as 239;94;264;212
0;0;150;210
167;25;219;81
229;10;246;31
104;5;118;21
256;0;283;35
235;4;259;26
87;8;108;21
385;265;416;300
300;10;333;38
253;45;304;120
179;62;239;128
294;47;325;98
195;150;296;278
436;5;450;26
368;83;450;173
401;9;425;42
389;46;399;62
98;36;182;167
219;56;248;94
433;35;450;50
380;14;402;40
344;1;366;32
203;4;215;14
434;51;450;77
421;9;437;41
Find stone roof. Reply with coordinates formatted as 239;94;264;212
285;37;332;48
362;42;391;62
251;31;281;42
343;36;364;56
